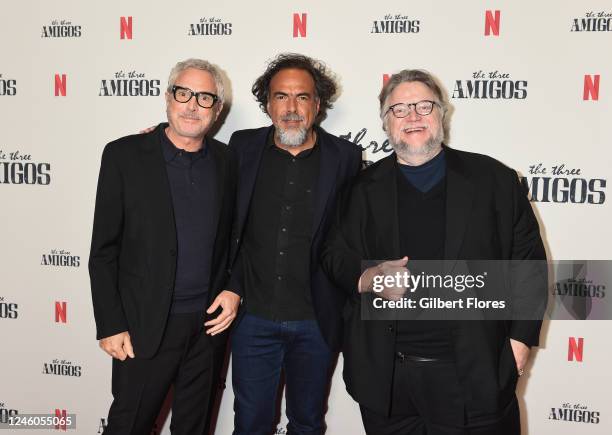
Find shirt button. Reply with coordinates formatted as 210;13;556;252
289;181;294;185
285;205;291;210
387;325;394;332
279;251;284;256
281;228;287;232
306;189;311;193
292;158;296;163
277;275;283;281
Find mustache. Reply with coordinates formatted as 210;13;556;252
179;113;201;120
281;113;305;122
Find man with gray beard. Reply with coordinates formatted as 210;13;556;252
227;53;362;434
321;69;546;434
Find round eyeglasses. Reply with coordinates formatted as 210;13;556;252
172;85;219;109
385;100;440;118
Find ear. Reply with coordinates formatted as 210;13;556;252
214;102;224;120
315;97;321;115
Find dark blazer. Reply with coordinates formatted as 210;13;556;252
89;123;236;359
227;125;362;352
321;146;547;418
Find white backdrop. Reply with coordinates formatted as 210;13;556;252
1;0;610;433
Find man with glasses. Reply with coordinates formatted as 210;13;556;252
322;69;546;434
89;58;240;434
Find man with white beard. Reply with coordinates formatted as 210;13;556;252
321;69;546;434
226;53;362;434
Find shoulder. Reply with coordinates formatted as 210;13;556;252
351;154;395;189
102;130;152;160
228;126;270;147
447;146;516;180
319;127;361;158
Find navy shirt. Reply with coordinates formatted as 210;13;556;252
160;125;217;313
398;149;445;193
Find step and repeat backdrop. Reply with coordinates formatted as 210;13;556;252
1;0;610;434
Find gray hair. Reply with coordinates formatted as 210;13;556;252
378;69;448;119
167;58;225;104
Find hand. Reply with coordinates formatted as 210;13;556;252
359;257;409;301
99;331;135;361
204;290;241;335
510;338;530;375
139;125;156;134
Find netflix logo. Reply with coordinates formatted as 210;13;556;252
293;13;307;38
120;16;133;39
55;301;67;324
54;74;67;97
568;337;584;362
484;10;501;36
583;74;600;101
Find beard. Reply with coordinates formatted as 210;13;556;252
276;126;308;147
275;113;309;147
387;124;444;163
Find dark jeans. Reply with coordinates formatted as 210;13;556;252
231;312;334;435
360;354;520;435
104;312;222;435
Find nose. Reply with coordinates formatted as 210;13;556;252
186;95;198;111
286;96;298;112
405;107;421;121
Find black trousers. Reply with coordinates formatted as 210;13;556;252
360;355;520;435
104;312;222;435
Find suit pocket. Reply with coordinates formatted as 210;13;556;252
498;337;519;392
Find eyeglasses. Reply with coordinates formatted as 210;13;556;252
385;100;440;118
171;85;219;109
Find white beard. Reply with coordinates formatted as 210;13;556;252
388;126;444;162
276;126;308;147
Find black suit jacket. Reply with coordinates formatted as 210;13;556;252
321;147;547;418
227;125;362;352
89;123;236;359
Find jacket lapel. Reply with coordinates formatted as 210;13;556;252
236;127;270;236
311;127;340;237
444;147;475;263
140;125;176;246
367;155;401;259
208;138;226;235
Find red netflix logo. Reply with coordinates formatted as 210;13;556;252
583;74;600;100
55;301;67;323
54;74;66;96
55;409;67;431
484;10;500;36
568;337;584;362
293;13;307;38
120;16;132;40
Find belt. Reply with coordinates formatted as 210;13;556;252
395;351;453;363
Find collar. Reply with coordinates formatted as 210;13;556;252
160;123;207;162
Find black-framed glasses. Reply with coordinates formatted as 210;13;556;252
386;100;440;118
171;85;219;109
